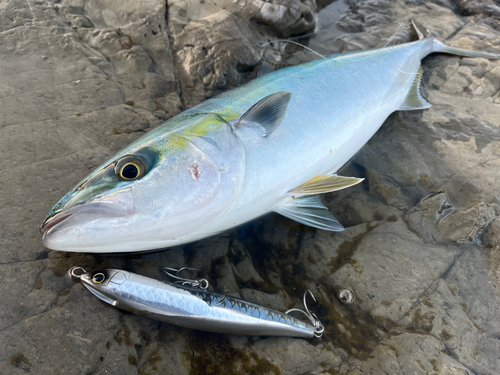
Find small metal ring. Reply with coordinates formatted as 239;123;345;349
199;279;209;290
70;267;86;279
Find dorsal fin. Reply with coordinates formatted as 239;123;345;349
274;195;344;231
398;66;431;111
234;92;291;137
410;18;430;40
288;174;364;195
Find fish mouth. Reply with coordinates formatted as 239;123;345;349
40;212;74;234
40;187;136;236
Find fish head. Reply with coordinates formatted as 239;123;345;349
41;113;245;252
79;268;130;306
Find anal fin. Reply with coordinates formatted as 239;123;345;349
289;174;364;195
398;66;431;111
275;195;344;231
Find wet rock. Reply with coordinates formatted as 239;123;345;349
244;0;317;38
213;256;240;295
153;92;183;119
404;193;453;243
167;0;316;107
452;0;500;18
405;194;500;244
481;217;500;291
66;0;178;116
330;220;458;322
441;244;500;374
2;0;500;374
249;337;339;374
365;169;410;210
167;0;267;107
233;257;265;284
184;237;230;270
437;202;499;243
130;324;190;375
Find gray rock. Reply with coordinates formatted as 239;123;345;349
452;0;500;18
437;202;499;242
2;0;500;374
213;256;240;294
167;0;316;107
404;192;453;243
482;216;500;291
234;257;265;284
167;0;267;107
405;195;500;243
244;0;317;38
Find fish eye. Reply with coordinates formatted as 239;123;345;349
120;162;140;180
92;273;105;284
115;156;147;181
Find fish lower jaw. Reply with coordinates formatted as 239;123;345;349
42;236;181;253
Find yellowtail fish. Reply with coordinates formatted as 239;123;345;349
41;20;499;253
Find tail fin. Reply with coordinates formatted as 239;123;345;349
410;18;500;60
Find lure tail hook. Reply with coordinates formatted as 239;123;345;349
162;266;209;289
286;290;324;338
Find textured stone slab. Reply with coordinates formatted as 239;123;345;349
1;0;500;374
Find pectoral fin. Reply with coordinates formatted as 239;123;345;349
398;66;431;111
234;91;291;137
275;195;344;231
289;174;364;195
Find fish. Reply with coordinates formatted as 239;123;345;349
70;267;324;338
41;20;500;253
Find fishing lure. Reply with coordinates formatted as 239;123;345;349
70;266;324;338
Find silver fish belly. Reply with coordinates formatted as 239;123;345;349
72;268;321;338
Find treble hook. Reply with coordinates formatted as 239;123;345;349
286;290;325;338
162;267;209;290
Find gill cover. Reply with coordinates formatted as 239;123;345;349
41;112;245;252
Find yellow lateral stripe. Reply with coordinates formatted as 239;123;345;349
150;111;240;159
289;175;364;194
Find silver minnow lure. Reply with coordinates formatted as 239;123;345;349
70;267;324;338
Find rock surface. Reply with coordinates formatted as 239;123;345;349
1;0;500;374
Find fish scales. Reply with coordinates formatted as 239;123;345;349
77;268;317;337
41;21;500;253
194;42;427;234
190;289;306;327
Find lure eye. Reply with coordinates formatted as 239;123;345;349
115;156;147;181
92;273;105;284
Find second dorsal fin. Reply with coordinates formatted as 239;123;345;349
234;91;291;137
398;66;431;111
